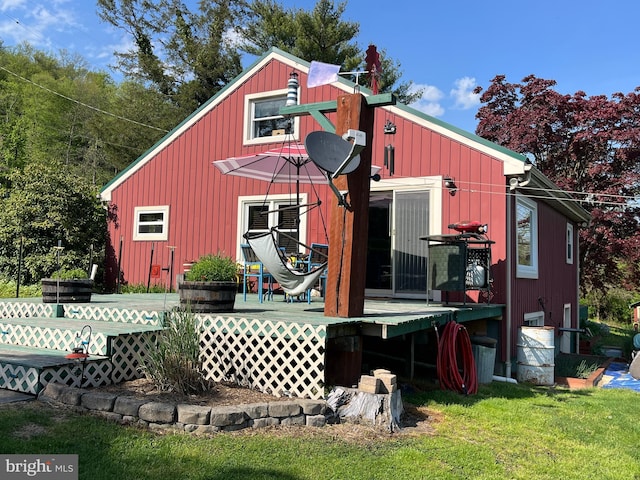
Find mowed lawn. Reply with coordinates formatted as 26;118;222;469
1;381;638;480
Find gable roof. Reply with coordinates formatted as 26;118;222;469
99;47;588;224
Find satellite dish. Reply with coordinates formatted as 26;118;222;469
305;131;361;175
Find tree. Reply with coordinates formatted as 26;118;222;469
0;160;107;285
97;0;245;113
241;0;359;65
475;75;640;294
240;0;424;104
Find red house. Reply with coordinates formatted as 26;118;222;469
100;48;589;379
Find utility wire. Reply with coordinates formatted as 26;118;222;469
378;175;640;207
0;64;169;133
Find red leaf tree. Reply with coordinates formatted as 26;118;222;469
475;75;640;295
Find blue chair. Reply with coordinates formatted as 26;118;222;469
306;243;328;303
241;243;273;302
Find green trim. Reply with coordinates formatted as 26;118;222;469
392;101;528;163
280;93;396;133
363;304;504;339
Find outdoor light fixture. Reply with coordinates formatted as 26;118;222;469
443;176;457;196
286;71;299;106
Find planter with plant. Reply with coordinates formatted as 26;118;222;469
42;268;93;303
179;253;239;313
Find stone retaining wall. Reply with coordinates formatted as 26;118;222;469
38;383;328;434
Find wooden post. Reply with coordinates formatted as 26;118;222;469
324;93;375;317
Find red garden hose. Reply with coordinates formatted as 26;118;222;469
437;321;478;395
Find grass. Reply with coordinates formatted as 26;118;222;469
1;382;639;479
585;319;636;358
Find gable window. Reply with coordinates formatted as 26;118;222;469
244;90;299;145
133;206;169;241
516;195;538;278
239;194;307;257
566;223;574;264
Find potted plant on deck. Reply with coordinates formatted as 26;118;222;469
41;268;93;303
179;253;239;313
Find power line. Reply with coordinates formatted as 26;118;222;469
378;179;640;208
0;65;169;133
459;180;639;203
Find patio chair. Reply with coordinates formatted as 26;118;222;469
240;243;274;302
306;243;328;304
245;230;327;299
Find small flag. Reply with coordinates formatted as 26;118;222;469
307;60;341;88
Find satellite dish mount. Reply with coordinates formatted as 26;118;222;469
304;129;366;208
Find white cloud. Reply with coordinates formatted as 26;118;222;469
0;0;27;12
0;1;78;48
450;76;480;110
408;83;445;117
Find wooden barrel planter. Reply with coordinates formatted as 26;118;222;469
179;281;237;313
41;279;93;303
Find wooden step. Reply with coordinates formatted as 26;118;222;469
0;344;112;394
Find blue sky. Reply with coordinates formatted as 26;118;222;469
2;0;640;132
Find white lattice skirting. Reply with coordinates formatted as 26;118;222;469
0;360;113;394
198;316;327;400
65;306;162;325
0;323;108;355
0;302;54;319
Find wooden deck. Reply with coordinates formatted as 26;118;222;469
1;292;503;338
0;293;504;397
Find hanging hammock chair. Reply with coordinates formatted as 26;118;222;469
233;130;366;298
245;230;327;297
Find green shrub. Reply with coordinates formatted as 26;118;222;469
0;280;41;298
139;308;212;395
119;283;168;294
185;253;238;282
583;288;636;324
50;268;89;280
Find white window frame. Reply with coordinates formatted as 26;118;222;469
243;90;300;146
516;195;538;279
566;222;574;264
524;311;545;327
369;176;442;299
236;194;308;261
133;205;169;241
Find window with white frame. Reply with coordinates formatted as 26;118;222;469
566;222;574;264
516;195;538;278
524;311;545;326
243;90;299;145
239;194;307;256
133;206;169;241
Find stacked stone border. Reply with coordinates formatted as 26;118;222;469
38;383;328;434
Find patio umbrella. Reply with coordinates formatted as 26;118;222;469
213;143;326;185
212;143;381;192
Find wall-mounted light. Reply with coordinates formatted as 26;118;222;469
285;71;299;106
443;176;457;196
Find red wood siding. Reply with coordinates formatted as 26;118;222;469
509;197;579;356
